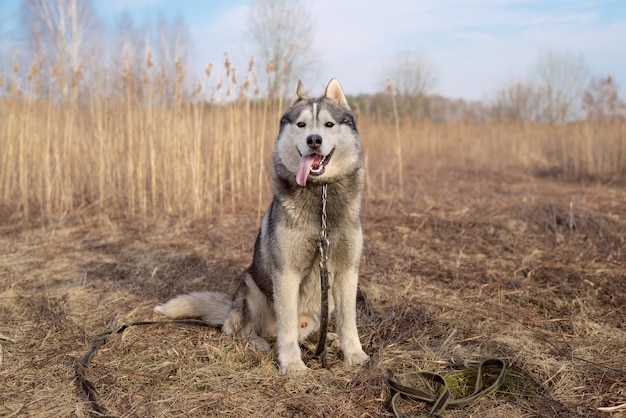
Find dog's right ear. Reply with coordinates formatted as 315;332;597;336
295;80;309;101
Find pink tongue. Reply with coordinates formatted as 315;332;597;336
296;154;322;187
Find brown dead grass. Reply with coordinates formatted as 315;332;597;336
1;167;624;417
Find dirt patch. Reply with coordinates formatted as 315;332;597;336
1;168;625;417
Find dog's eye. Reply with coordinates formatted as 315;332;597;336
325;121;335;128
297;122;306;128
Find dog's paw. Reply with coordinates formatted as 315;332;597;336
343;350;369;366
326;332;342;349
249;336;271;352
279;360;309;376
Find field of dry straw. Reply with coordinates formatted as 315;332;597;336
1;57;625;417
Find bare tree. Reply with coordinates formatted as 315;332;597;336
583;75;626;120
110;12;162;103
110;12;192;102
0;2;8;70
155;15;191;100
112;12;146;86
21;0;101;98
384;52;436;98
383;51;437;120
490;80;542;122
535;49;589;124
246;0;318;98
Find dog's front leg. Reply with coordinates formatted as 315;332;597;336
333;267;369;366
274;270;308;375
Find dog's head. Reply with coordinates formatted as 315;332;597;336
274;79;363;187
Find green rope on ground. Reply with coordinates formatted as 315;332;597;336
387;358;507;417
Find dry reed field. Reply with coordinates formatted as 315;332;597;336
1;58;625;417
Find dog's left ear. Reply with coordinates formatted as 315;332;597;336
295;80;309;101
324;78;350;110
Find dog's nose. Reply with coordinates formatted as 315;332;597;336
306;134;322;149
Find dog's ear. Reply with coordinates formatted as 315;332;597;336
295;80;308;101
324;78;350;110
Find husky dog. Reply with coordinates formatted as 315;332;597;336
155;79;369;375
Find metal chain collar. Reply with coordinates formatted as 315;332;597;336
318;183;329;270
314;183;330;366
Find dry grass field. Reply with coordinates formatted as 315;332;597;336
1;63;625;417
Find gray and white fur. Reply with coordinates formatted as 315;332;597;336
155;78;369;375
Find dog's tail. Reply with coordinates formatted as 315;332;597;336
154;291;232;325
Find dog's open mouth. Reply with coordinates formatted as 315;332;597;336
296;148;334;187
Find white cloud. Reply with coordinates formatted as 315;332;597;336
95;0;626;99
105;0;168;14
304;0;626;98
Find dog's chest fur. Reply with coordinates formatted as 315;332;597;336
249;169;364;301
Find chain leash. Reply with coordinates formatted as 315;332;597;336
318;183;329;264
314;183;330;366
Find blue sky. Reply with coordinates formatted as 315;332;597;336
3;0;626;100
